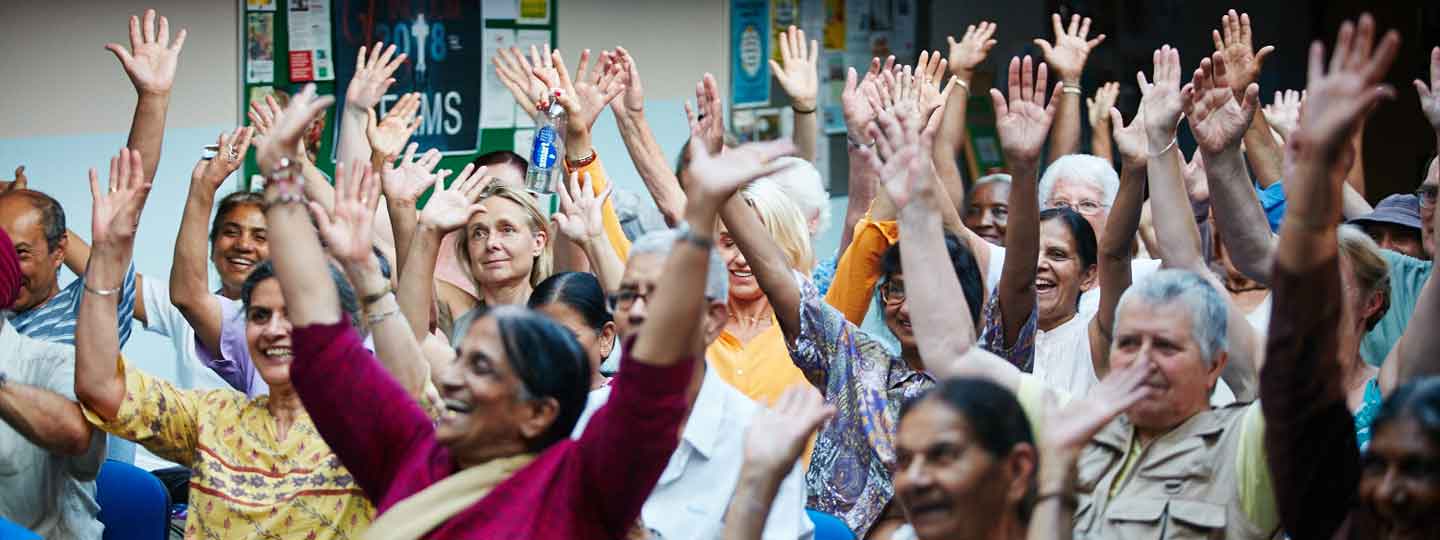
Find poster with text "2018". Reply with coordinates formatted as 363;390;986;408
331;1;483;157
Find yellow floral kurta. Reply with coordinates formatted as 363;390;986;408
83;357;374;539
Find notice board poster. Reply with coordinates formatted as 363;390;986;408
331;1;484;156
730;0;771;108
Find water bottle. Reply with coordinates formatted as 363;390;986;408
526;93;566;194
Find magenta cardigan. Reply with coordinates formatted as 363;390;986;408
290;319;693;538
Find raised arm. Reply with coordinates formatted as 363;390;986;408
770;25;820;162
398;165;488;340
1089;105;1147;377
1212;10;1284;188
333;43;408;205
1381;46;1440;390
936;23;997;211
607;47;687;225
552;171;625;292
308;159;429;400
107;9;185;184
1177;49;1268;398
724;385;834;540
1262;17;1398;538
992;56;1058;347
379;143;445;278
1144;46;1208;272
1087;82;1119;162
838;65;881;252
75;148;152;421
171;127;254;358
877;93;1021;390
637;139;796;364
1263;90;1302;143
1035;13;1105;165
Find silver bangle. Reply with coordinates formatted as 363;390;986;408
83;281;123;297
365;307;400;328
1150;138;1178;157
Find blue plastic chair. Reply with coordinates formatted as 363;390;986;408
806;508;856;540
96;459;170;540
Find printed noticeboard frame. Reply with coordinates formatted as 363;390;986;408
238;0;559;199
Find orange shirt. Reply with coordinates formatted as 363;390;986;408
825;216;899;325
706;320;816;464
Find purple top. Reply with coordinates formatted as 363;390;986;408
195;295;268;397
289;318;694;538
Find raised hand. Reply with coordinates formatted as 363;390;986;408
1041;356;1155;458
310;159;382;267
989;56;1061;165
947;22;998;79
1183;52;1261;155
840;66;879;141
1033;13;1105;83
552;171;613;243
1297;15;1400;150
1415;46;1440;133
1262;89;1304;142
740;384;835;475
90;148;153;248
1138;46;1185;149
612;46;647;114
1211;10;1276;101
682;138;795;213
1;166;27;194
494;46;546;117
367;92;424;161
684;73;726;154
1109;105;1148;168
105;9;187;96
381;143;447;206
862;103;936;209
419;164;488;233
191;127;255;192
546;49;627;145
255;84;336;173
347;43;407;111
915;51;951;115
770;25;820;112
1088;81;1120;129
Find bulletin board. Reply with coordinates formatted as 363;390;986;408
238;0;559;192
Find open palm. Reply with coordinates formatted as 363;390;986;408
991;56;1058;165
684;140;796;210
1415;46;1440;132
106;9;186;95
1138;46;1184;144
1300;16;1400;149
1184;54;1258;155
90;148;152;247
382;144;445;205
770;25;820;110
420;165;488;233
347;43;406;110
742;385;835;473
947;21;997;77
368;92;423;160
1211;10;1274;100
192;127;254;192
553;172;611;242
1034;13;1104;81
312;160;381;267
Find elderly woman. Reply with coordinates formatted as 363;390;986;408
73;140;383;538
964;173;1011;246
285;103;794;538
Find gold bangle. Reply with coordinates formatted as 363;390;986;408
953;76;970;93
1149;138;1177;157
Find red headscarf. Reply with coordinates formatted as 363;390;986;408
0;227;20;310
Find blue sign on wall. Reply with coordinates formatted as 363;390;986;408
730;0;771;108
331;1;482;156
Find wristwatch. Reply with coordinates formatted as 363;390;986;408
673;221;714;249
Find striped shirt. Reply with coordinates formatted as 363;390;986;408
2;265;136;347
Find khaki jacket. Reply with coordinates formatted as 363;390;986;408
1072;403;1275;540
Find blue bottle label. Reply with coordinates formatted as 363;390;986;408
530;126;558;170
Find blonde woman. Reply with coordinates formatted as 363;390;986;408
398;171;553;345
710;177;814;407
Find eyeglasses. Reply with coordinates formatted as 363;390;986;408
607;286;653;311
1048;199;1108;216
879;281;907;305
1415;185;1438;209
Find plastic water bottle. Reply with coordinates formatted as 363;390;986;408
525;93;566;194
